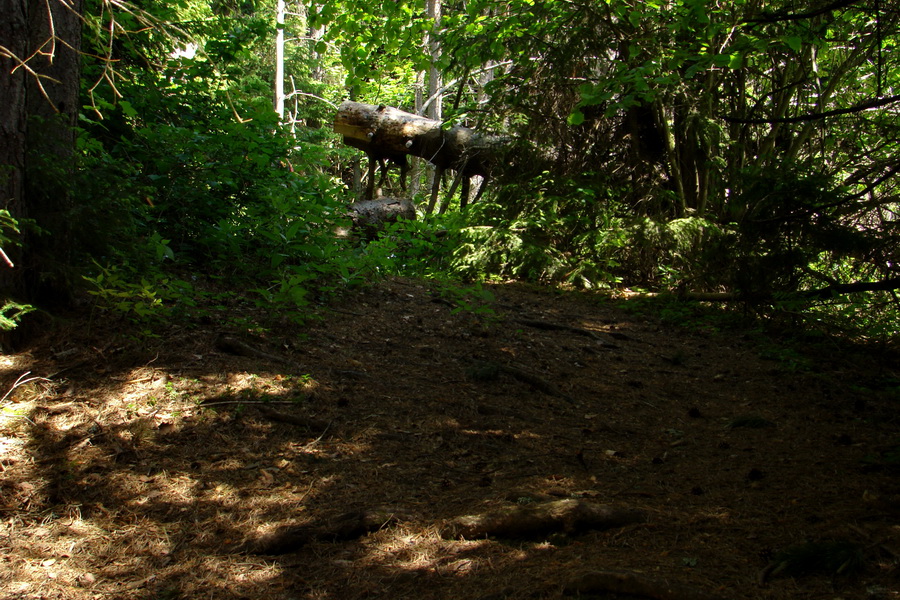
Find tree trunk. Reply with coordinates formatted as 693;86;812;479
425;0;442;123
424;0;442;208
0;0;28;277
0;0;83;347
275;0;285;119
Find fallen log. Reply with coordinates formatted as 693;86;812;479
347;197;416;237
440;498;646;540
334;101;507;210
244;507;412;554
565;570;718;600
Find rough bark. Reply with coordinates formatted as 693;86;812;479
23;0;82;304
348;197;416;236
334;101;508;209
0;0;28;282
335;101;504;176
0;0;83;347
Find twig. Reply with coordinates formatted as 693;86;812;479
304;422;332;449
2;372;52;404
515;318;620;348
197;401;302;408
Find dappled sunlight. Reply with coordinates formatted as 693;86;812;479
363;528;491;573
1;278;898;599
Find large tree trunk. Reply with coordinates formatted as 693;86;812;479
0;0;83;347
0;0;28;274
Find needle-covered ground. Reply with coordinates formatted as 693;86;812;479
1;277;898;599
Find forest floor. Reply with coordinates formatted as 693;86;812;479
1;276;899;600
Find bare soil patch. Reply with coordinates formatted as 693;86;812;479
1;277;898;599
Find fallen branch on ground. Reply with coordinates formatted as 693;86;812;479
244;507;412;554
515;318;621;347
564;570;717;600
440;498;646;539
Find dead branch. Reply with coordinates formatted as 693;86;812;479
244;507;412;554
565;570;717;600
440;499;646;539
255;405;330;432
721;94;900;124
515;318;620;348
214;335;300;369
496;363;575;403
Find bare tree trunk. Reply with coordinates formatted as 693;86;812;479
408;69;426;198
424;0;442;206
275;0;285;119
425;0;442;123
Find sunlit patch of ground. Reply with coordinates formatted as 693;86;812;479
0;277;898;599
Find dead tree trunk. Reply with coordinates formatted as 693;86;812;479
334;101;506;211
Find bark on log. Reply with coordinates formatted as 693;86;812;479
348;197;416;237
440;499;646;540
334;101;506;177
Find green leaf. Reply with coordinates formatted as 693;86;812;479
567;111;585;126
119;100;138;118
784;36;802;52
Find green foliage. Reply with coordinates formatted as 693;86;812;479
0;209;20;260
626;216;732;288
83;262;196;323
0;211;36;332
18;0;893;346
449;177;628;288
312;0;424;102
0;302;35;332
435;280;497;322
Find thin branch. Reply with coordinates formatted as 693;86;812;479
197;401;304;408
745;0;862;24
43;0;57;62
1;372;53;404
801;275;900;299
721;94;900;124
845;163;900;200
284;90;338;109
0;247;14;268
421;61;513;114
0;44;62;111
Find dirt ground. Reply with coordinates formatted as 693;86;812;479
1;276;898;600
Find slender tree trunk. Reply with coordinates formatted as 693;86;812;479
424;0;442;207
408;69;426;197
654;103;686;217
275;0;285;119
425;0;442;123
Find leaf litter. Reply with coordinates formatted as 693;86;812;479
0;277;898;599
